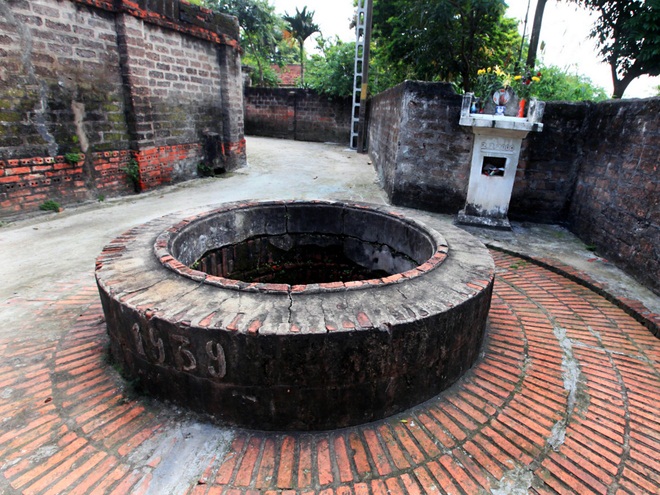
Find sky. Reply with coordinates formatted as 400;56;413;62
270;0;659;98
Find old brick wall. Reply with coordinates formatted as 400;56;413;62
367;81;659;293
244;88;351;144
0;0;245;217
568;98;659;292
511;103;588;222
368;81;472;214
367;83;403;202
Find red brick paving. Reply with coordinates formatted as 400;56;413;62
1;251;659;494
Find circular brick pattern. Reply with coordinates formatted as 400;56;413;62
95;201;495;430
1;252;659;494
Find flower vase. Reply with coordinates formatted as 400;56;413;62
517;98;526;118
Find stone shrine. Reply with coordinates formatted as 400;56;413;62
457;93;545;229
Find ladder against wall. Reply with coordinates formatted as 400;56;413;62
350;0;372;152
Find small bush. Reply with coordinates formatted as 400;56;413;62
64;152;82;164
197;161;214;177
39;200;61;212
121;158;140;192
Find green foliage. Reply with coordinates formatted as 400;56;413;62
39;200;61;212
473;66;511;99
471;63;607;101
532;65;608;101
197;161;214;177
282;7;320;85
205;0;284;86
306;40;356;97
64;152;82;164
371;0;522;92
121;158;140;192
571;0;660;97
243;57;281;87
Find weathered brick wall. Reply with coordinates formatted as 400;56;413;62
244;88;351;144
568;98;659;292
368;81;472;213
367;83;403;202
512;103;588;222
367;81;659;293
244;88;294;139
0;0;129;157
0;0;245;217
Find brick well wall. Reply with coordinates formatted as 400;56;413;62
0;0;245;217
244;88;351;144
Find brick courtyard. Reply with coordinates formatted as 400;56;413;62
1;248;658;494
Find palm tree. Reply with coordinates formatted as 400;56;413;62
283;7;320;86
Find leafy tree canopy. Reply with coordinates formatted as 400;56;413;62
203;0;286;85
305;37;419;98
533;65;609;101
371;0;523;92
306;38;356;97
571;0;660;97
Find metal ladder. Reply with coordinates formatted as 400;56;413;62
350;0;372;151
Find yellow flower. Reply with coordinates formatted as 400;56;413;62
514;75;522;81
532;76;541;82
478;69;486;75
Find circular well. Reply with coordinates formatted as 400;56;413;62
96;201;494;430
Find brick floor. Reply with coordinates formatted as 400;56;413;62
1;251;658;494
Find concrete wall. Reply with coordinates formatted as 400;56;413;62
244;88;351;144
367;81;659;293
0;0;245;217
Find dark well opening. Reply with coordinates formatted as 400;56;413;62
194;235;399;285
168;202;437;287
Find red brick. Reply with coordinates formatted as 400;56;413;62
333;436;354;483
215;436;246;484
391;422;426;464
255;438;275;489
66;456;117;495
276;436;295;489
363;429;392;476
348;432;372;477
378;424;410;470
427;406;468;442
234;436;261;486
427;459;463;494
441;453;482;493
13;437;88;489
316;438;334;486
297;437;313;488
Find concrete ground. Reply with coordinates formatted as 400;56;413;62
0;137;658;494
